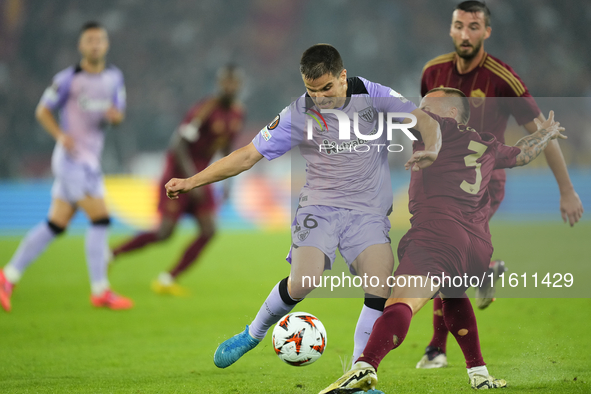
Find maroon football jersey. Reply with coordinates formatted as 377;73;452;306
409;112;521;241
164;97;245;175
421;52;540;144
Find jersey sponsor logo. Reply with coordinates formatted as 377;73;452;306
319;129;377;155
470;89;486;108
78;95;112;112
260;127;272;141
267;114;280;130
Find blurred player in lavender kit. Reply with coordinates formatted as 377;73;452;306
110;65;245;295
319;88;567;392
165;44;442;368
417;0;584;368
0;22;132;311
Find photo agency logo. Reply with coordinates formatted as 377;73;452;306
306;109;418;154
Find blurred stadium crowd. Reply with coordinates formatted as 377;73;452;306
1;0;590;179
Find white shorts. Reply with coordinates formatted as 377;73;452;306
51;161;104;204
286;205;391;274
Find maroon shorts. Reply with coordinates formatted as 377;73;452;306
487;169;506;220
157;176;216;222
394;219;493;297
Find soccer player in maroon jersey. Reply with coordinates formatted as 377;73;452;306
110;65;245;295
418;0;584;368
319;88;567;392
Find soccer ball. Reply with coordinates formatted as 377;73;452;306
272;312;327;366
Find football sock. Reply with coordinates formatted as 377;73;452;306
5;221;61;283
442;296;485;368
169;234;212;278
86;221;110;295
468;365;490;379
157;272;174;286
357;302;413;370
249;277;299;340
428;296;449;353
352;296;387;366
112;232;159;256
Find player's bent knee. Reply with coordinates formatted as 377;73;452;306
289;274;321;299
364;294;387;311
385;298;426;315
280;277;301;305
91;217;111;226
47;220;67;236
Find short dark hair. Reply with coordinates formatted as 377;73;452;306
455;1;491;27
217;63;244;80
300;44;344;80
80;21;104;35
425;87;471;124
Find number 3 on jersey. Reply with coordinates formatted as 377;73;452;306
460;141;487;195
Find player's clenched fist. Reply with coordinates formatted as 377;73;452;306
165;178;191;199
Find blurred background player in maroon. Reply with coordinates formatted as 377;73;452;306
417;0;584;369
111;64;245;295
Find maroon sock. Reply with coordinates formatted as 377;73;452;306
428;296;449;353
169;234;212;278
113;232;159;256
442;297;485;368
357;302;413;371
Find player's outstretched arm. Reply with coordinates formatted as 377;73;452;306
165;142;263;199
523;113;583;226
514;111;566;167
404;108;442;171
35;104;75;153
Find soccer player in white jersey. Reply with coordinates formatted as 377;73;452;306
165;44;442;368
0;22;132;311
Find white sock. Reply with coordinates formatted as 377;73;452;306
352;305;383;367
91;279;110;296
3;265;22;284
158;272;174;286
7;221;56;276
353;361;374;370
249;280;296;340
468;365;489;379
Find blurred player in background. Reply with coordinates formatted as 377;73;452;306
319;89;566;393
0;22;132;311
417;0;584;368
110;64;245;296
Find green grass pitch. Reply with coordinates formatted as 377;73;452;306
0;222;590;393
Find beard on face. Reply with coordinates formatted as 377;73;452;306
219;94;234;109
455;38;483;60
